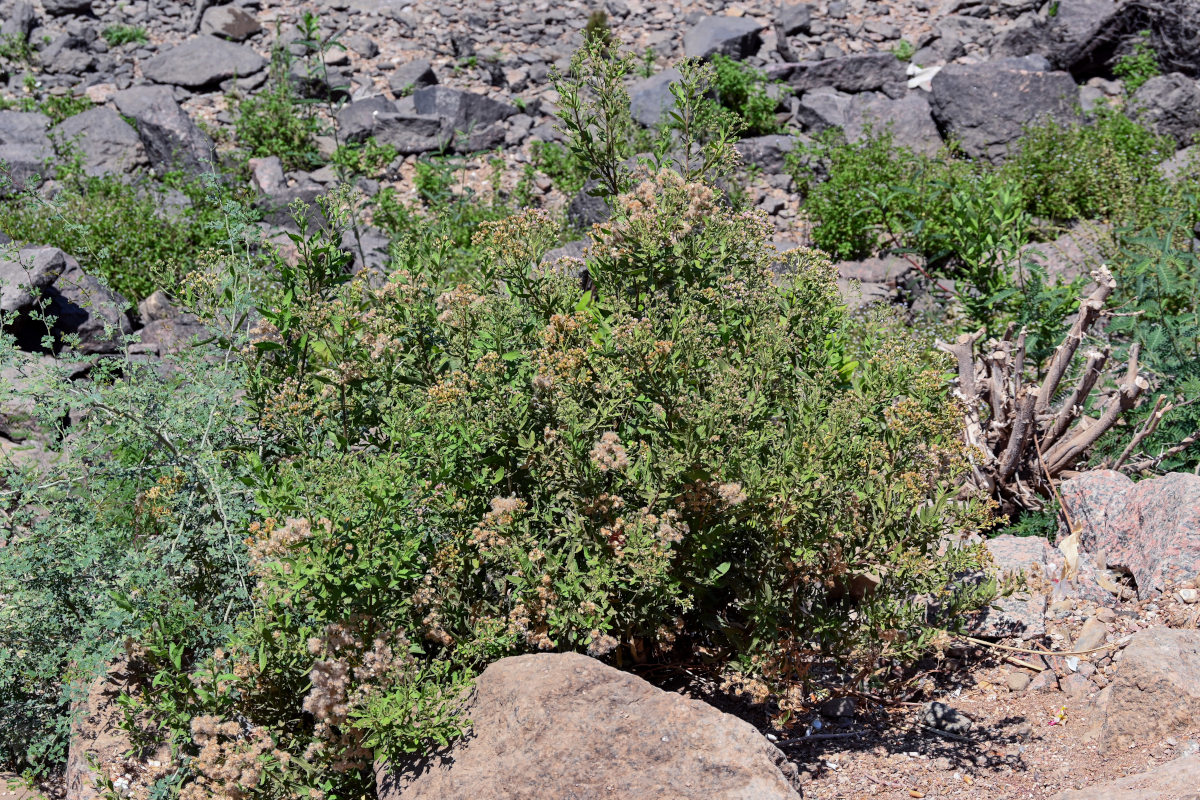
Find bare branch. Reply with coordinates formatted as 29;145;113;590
1035;267;1115;415
1042;348;1108;450
998;387;1039;482
1112;395;1172;470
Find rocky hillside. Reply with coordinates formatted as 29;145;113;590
3;0;1200;799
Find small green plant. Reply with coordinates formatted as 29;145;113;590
531;140;590;196
330;137;397;177
0;32;32;65
893;39;915;62
1113;30;1160;94
638;45;657;78
706;54;785;136
0;93;92;125
234;43;323;170
583;10;613;51
101;25;148;47
0;173;252;300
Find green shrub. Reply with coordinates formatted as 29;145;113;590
101;25;148;47
329;137;397;177
1094;207;1200;472
531;140;591;196
893;40;915;62
583;10;613;51
707;54;784;136
1;50;998;795
1003;107;1175;223
0;93;92;125
234;49;323;171
0;174;250;301
0;319;259;772
1112;30;1160;93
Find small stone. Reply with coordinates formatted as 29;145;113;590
1074;616;1109;652
819;697;856;719
1179;588;1198;604
922;702;972;735
1007;672;1032;692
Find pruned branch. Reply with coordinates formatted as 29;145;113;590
937;266;1148;513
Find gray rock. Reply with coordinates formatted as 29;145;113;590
342;33;378;59
541;239;589;265
40;33;96;75
796;87;851;133
200;5;263;42
335;95;399;143
773;52;908;94
1094;628;1200;754
412;86;517;131
111;86;214;174
0;245;68;314
836;254;915;287
683;15;764;60
132;291;207;357
142;35;266;89
1131;73;1200;147
0;110;52;192
376;652;802;800
844;91;943;155
0;2;35;41
929;62;1079;161
629;67;682;128
1053;754;1200;800
567;180;611;229
779;2;812;36
4;247;131;354
735;134;795;174
388;59;437;96
1159;145;1200;182
42;0;91;15
248;156;286;194
373;114;452;154
1017;222;1108;282
52;107;147;177
921;702;973;735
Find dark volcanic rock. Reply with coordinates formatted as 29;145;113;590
388;59;438;96
3;247;131;354
773;52;907;94
1131;73;1200;146
376;652;802;799
929;62;1079;161
111;86;214;174
683;15;764;60
142;36;266;90
0;2;35;41
43;0;92;16
52;107;148;177
0;110;52;192
412;86;517;131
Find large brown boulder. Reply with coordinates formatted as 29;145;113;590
1060;470;1200;598
1094;627;1200;754
1053;754;1200;799
376;652;802;800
